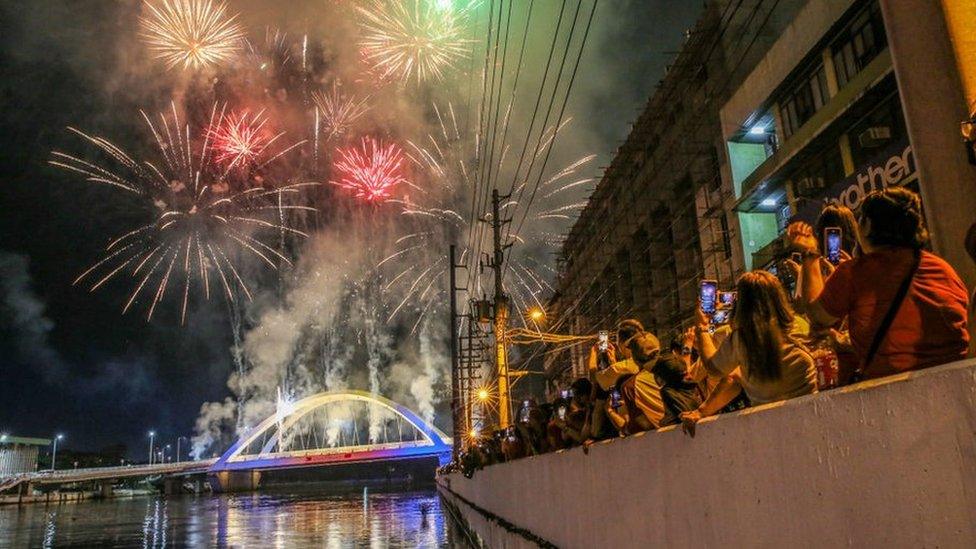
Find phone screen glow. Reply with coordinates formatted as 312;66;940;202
700;281;718;315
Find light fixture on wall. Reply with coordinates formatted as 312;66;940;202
961;112;976;165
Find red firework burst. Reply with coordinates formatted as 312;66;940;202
210;109;281;169
331;137;407;202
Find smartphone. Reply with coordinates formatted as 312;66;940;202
825;227;842;265
700;280;718;315
557;406;566;420
560;389;572;400
718;291;737;308
791;252;802;264
597;330;609;352
712;309;730;325
609;388;622;409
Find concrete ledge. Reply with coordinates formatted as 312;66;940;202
439;359;976;548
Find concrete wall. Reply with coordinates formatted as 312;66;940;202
440;359;976;548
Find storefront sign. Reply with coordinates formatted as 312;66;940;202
826;143;916;210
792;140;916;222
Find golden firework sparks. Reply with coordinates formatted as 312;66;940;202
140;0;246;70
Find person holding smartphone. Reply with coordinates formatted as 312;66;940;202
607;331;671;435
549;378;593;448
680;271;817;437
587;319;650;440
788;187;970;381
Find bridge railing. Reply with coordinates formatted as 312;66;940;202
230;439;439;462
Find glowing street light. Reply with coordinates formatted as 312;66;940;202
526;307;545;322
477;388;490;401
148;430;156;465
51;434;64;471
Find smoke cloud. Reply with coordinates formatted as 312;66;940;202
0;251;154;401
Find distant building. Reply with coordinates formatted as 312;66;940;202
545;0;976;385
0;435;50;476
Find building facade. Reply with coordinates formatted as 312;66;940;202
723;0;976;286
0;435;49;476
545;0;976;383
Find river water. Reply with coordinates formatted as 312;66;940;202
0;488;468;548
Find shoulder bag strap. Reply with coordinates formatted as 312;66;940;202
855;249;922;379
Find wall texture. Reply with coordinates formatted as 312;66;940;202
439;359;976;548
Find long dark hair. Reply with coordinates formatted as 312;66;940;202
732;271;795;382
816;204;859;255
860;187;928;249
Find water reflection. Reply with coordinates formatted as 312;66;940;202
0;488;462;547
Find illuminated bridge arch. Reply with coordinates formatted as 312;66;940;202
211;390;451;472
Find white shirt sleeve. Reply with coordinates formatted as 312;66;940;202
709;325;739;377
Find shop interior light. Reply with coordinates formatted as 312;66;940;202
760;197;778;207
962;117;976;142
749;125;767;135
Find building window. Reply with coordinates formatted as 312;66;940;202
847;89;906;167
719;213;732;260
831;1;887;89
789;145;846;201
778;64;830;140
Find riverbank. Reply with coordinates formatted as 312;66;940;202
0;487;158;507
438;358;976;548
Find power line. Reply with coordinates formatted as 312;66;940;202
505;0;596;258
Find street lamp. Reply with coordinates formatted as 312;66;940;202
477;388;490;402
51;434;64;471
164;444;171;463
148;431;156;465
176;436;187;464
527;307;545;323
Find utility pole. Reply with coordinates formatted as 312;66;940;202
489;189;512;428
459;312;487;436
448;245;463;460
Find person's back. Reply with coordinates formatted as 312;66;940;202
819;247;970;377
711;323;817;405
652;353;701;426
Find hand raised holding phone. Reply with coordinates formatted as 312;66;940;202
786;222;819;255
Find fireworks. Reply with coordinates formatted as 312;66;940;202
50;103;313;323
139;0;246;70
356;0;475;83
380;102;595;331
247;27;293;73
210;109;283;170
312;84;371;141
331;137;409;203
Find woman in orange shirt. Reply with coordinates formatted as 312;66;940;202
788;187;970;380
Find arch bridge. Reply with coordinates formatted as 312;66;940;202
209;391;451;491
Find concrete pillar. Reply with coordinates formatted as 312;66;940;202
940;0;976;113
99;482;113;499
880;0;976;287
163;478;181;495
209;470;261;493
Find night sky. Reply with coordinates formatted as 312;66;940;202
0;0;702;458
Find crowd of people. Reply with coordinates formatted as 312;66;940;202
451;187;976;478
